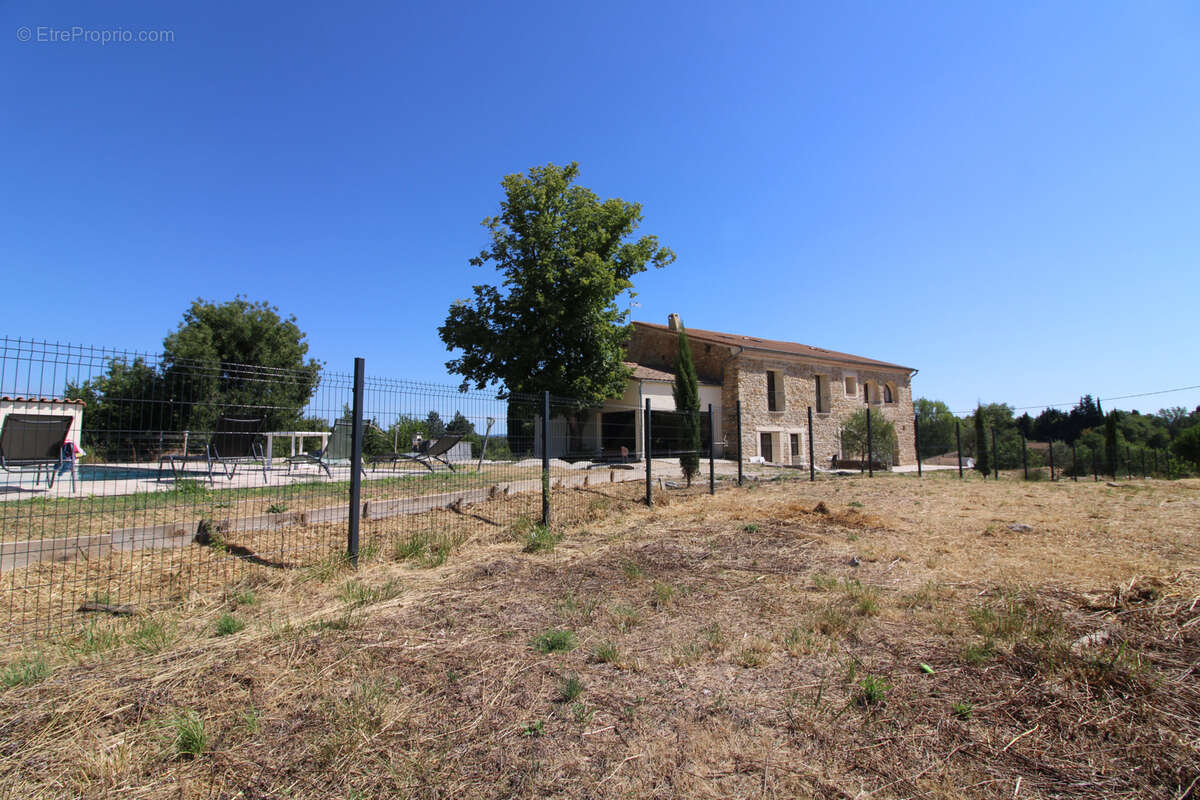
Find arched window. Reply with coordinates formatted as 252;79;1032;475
863;381;879;404
883;383;894;403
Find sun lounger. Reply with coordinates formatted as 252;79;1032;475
285;418;366;478
157;416;267;485
0;414;75;490
370;432;464;472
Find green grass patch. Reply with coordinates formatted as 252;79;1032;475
128;618;172;653
855;674;889;707
172;711;207;758
339;578;403;608
61;621;122;659
558;674;584;703
591;641;619;664
215;613;245;637
518;520;563;553
611;605;641;633
621;559;645;580
532;629;577;654
651;581;676;609
392;529;465;567
1;656;49;689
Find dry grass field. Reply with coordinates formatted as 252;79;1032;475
1;472;1198;799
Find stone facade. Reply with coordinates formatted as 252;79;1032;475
621;319;916;467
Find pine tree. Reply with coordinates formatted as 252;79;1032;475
974;405;990;475
672;326;701;486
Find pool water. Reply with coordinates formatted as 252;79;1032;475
77;465;172;482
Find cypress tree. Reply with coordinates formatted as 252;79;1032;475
974;405;990;475
673;326;701;486
1104;411;1119;478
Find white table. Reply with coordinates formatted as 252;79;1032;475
264;431;331;469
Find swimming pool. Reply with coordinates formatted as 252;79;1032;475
77;465;173;482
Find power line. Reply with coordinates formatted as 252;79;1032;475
950;383;1200;416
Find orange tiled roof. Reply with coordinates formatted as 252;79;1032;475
633;322;915;372
623;362;719;385
1;396;86;405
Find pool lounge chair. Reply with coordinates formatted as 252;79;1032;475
0;414;75;491
370;432;464;473
285;418;366;478
157;416;267;485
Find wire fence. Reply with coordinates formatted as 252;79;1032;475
0;337;732;640
0;335;1189;641
913;416;1187;482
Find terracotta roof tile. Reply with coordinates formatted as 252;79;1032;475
1;396;86;406
623;362;719;385
633;322;915;372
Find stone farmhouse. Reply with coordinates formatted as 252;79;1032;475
587;314;918;466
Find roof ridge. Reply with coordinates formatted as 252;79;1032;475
632;320;914;372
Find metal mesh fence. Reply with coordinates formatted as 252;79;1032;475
0;335;1187;641
0;338;737;640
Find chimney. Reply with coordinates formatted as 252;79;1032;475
667;313;681;332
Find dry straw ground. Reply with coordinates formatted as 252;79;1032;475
1;472;1198;799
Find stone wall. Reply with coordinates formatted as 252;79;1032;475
624;322;916;468
625;324;734;385
727;357;915;467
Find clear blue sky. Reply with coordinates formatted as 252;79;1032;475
4;1;1198;417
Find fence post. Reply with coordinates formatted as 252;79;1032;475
1072;442;1078;481
1021;434;1028;480
348;357;365;568
1126;446;1132;479
866;407;873;477
1093;448;1099;482
956;419;963;479
542;392;550;526
1154;448;1158;477
991;427;998;480
644;398;653;506
708;404;715;495
1049;438;1055;481
914;413;922;478
736;399;743;487
808;406;815;482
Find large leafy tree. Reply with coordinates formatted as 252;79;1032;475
1032;407;1069;443
840;408;897;465
66;357;167;459
1172;424;1200;470
1158;406;1199;440
672;326;701;486
162;298;321;433
914;398;956;458
68;298;321;456
440;162;675;405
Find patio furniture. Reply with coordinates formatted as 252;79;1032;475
157;416;267;485
370;432;464;473
285;419;365;478
0;414;75;491
263;429;331;469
